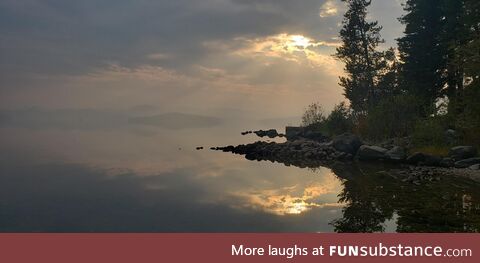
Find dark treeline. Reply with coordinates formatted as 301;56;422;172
305;0;480;152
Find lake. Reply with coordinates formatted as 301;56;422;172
0;109;479;232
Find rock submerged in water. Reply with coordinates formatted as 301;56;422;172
254;129;279;138
242;129;286;138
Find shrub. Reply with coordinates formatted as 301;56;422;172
301;102;326;127
325;102;353;135
456;84;480;147
362;94;421;140
412;116;449;147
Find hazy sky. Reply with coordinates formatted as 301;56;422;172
0;0;405;118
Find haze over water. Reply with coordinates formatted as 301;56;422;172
1;109;479;232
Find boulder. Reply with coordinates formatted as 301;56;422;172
469;164;480;170
423;155;442;167
406;152;442;166
303;130;329;142
357;145;388;161
385;146;406;161
440;157;455;168
449;146;478;160
285;126;304;141
284;126;329;142
455;157;480;168
406;152;426;165
254;129;279;138
332;133;363;155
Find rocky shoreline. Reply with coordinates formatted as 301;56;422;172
212;127;480;183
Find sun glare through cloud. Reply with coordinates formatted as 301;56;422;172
319;0;339;18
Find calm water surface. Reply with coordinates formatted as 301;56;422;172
1;110;479;232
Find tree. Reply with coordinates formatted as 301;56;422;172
397;0;446;116
335;0;385;113
376;47;401;98
301;102;326;127
325;102;353;135
454;0;480;144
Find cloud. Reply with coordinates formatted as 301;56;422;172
319;0;341;18
0;0;404;117
233;33;342;75
232;170;343;215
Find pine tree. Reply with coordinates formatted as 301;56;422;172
397;0;446;116
460;0;480;86
441;0;468;117
335;0;385;113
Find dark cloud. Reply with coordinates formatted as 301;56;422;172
0;0;341;76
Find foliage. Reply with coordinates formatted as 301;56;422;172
301;102;326;127
311;0;480;147
455;84;480;147
335;0;387;113
412;116;450;147
324;102;354;135
397;0;446;116
360;95;420;140
301;102;354;136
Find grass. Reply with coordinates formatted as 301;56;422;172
409;146;450;157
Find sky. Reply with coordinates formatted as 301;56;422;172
0;0;405;119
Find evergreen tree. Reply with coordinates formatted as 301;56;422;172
459;0;480;87
441;0;468;117
397;0;446;116
335;0;385;113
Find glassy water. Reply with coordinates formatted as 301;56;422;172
0;109;479;232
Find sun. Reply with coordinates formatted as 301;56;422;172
290;35;312;49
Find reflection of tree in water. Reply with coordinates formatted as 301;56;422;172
329;163;480;233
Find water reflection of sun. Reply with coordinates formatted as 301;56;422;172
233;170;344;215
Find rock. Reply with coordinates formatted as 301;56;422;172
423;155;442;166
254;129;279;138
440;157;455;168
455;157;480;168
449;146;478;160
332;133;363;155
284;126;329;142
406;152;426;165
357;145;388;161
196;147;204;150
406;153;442;166
285;126;304;141
303;130;329;142
385;146;406;161
469;164;480;170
